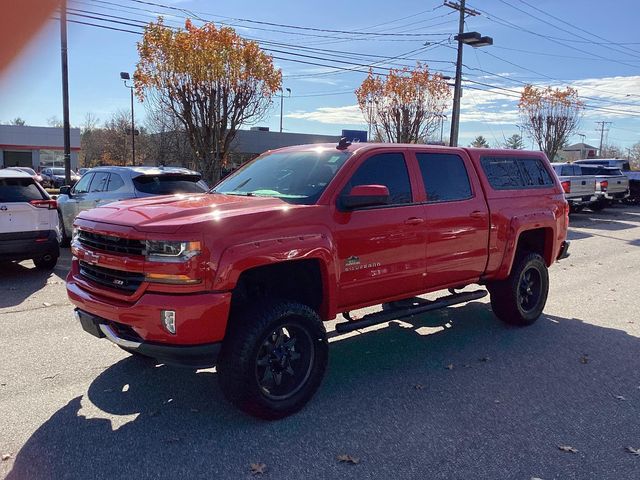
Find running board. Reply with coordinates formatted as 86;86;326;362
334;289;488;334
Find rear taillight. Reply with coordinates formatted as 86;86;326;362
561;180;571;194
30;199;57;210
600;180;608;192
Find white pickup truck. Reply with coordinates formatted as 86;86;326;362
551;163;596;213
578;165;630;210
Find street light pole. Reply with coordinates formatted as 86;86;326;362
444;1;491;147
279;87;291;133
120;72;135;165
60;3;71;184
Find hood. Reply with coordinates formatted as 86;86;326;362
76;193;302;233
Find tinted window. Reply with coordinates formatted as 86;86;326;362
214;150;351;204
481;156;553;189
344;153;412;205
72;173;93;194
106;174;125;192
416;153;472;202
51;168;66;175
89;172;110;192
559;165;580;176
133;175;208;195
581;166;622;176
519;158;554;186
0;178;45;202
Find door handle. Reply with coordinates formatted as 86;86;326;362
404;217;424;225
470;210;485;218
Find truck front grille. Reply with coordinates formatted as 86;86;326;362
79;261;145;293
78;230;145;256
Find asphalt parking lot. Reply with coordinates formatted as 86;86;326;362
1;205;639;480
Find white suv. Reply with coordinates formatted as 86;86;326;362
0;169;60;269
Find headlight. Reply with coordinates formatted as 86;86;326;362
145;240;201;263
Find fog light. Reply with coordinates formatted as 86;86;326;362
161;310;176;335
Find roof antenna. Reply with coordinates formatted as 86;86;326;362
336;137;352;150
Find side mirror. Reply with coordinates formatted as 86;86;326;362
340;184;390;210
59;185;71;196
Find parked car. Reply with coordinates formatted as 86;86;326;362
575;158;631;171
56;166;208;246
578;165;630;209
67;142;569;419
0;169;60;269
6;166;44;184
40;167;81;188
551;162;596;213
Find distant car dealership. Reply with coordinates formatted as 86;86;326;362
0;125;80;171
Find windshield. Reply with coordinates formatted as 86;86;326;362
51;168;76;176
212;148;352;205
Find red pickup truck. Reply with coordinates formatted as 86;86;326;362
67;141;569;419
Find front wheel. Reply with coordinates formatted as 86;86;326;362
58;211;70;247
33;253;58;270
217;300;328;420
488;252;549;326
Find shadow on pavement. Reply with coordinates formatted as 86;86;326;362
0;250;70;308
7;302;640;479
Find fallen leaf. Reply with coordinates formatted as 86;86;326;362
558;445;578;453
625;447;640;456
445;364;454;370
337;454;360;464
250;463;267;475
614;395;627;401
413;384;425;390
2;453;11;461
579;354;589;364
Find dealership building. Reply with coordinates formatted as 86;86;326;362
0;125;81;171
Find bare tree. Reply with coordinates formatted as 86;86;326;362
519;85;583;161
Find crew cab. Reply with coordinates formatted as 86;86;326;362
551;162;596;213
67;142;569;419
578;165;630;209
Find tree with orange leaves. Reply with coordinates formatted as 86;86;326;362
135;18;282;182
355;65;450;144
519;85;583;161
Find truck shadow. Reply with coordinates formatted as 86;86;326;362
6;302;640;480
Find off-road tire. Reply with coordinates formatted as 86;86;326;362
33;253;58;270
58;211;70;247
217;300;328;420
488;252;549;326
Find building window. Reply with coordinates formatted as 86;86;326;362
40;149;65;168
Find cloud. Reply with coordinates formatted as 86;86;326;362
286;105;364;125
282;75;640;128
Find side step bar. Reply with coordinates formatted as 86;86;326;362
334;289;488;334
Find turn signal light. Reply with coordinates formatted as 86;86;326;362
561;181;571;194
145;273;201;285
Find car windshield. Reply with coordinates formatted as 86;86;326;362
132;174;207;195
212;148;352;205
51;168;75;175
581;166;622;175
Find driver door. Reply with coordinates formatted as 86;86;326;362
332;151;426;309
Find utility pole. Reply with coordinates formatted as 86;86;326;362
60;2;71;184
279;87;291;133
444;0;487;147
596;121;612;157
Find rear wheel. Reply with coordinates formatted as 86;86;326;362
590;200;606;211
218;300;328;420
58;211;70;247
488;252;548;326
33;253;58;270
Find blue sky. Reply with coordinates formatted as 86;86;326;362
1;0;640;150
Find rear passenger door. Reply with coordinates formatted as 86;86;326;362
414;151;490;288
333;151;426;308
